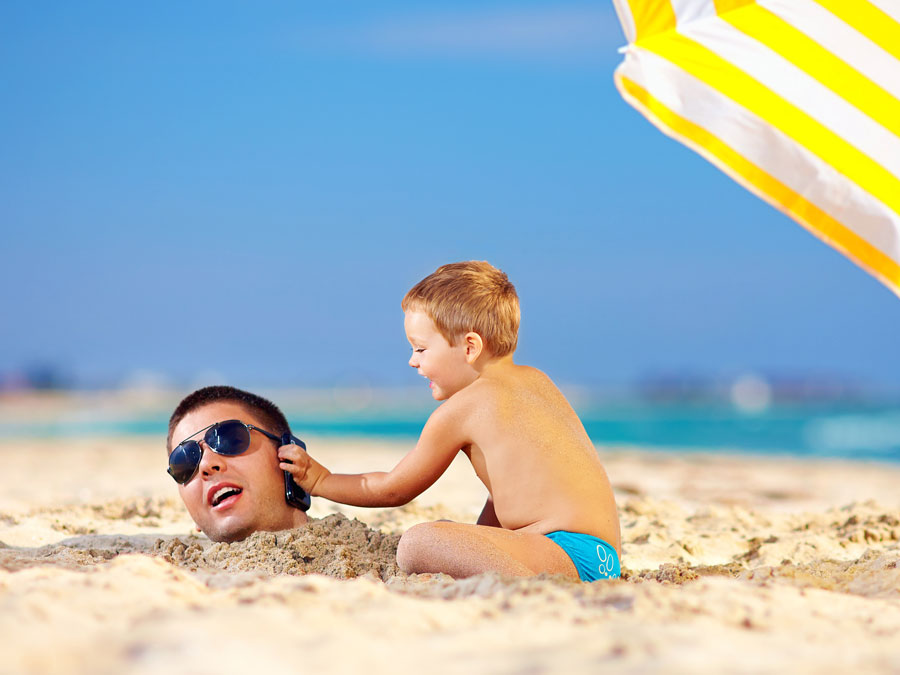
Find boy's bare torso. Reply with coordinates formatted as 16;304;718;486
444;363;621;551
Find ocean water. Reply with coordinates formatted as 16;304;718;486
290;402;900;461
2;399;899;463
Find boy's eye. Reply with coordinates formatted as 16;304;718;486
414;348;425;353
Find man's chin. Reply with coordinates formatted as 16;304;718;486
198;511;309;543
202;520;256;543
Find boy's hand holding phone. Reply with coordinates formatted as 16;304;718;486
278;443;331;496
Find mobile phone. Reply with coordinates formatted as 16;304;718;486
280;432;312;511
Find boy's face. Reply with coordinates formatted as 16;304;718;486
169;401;306;541
404;310;478;401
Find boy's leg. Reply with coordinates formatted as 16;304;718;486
396;521;579;579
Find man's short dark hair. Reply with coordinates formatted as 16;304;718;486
167;385;291;451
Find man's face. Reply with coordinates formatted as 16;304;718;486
169;401;307;542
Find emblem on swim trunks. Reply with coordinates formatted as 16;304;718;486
597;544;614;577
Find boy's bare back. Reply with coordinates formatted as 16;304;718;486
444;360;620;551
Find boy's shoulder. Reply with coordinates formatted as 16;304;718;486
430;364;564;433
483;362;552;388
456;363;554;404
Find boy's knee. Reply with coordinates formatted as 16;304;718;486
396;522;443;574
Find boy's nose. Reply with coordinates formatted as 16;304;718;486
408;354;417;367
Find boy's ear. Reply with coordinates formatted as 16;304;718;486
464;332;484;363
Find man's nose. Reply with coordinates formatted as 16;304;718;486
198;443;224;476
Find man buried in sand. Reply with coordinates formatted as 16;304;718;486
166;386;311;542
280;261;622;581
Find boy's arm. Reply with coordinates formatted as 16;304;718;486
279;401;469;508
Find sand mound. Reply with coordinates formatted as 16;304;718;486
0;514;400;581
156;513;400;580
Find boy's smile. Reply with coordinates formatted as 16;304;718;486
404;310;478;401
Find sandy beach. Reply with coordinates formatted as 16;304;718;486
2;434;900;674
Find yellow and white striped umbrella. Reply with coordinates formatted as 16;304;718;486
612;0;900;295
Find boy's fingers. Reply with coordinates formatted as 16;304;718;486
278;444;300;461
280;460;306;477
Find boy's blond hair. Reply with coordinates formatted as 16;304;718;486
402;261;520;357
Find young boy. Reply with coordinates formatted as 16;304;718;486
280;261;621;581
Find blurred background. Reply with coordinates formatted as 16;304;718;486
3;1;900;459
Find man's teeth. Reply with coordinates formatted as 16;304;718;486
212;487;241;506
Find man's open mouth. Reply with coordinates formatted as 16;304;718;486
210;486;242;507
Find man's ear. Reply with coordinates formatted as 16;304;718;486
464;332;484;364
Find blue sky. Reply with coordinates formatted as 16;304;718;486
2;1;898;392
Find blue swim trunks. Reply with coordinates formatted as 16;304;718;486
545;530;620;581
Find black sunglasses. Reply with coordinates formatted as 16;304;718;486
167;419;285;485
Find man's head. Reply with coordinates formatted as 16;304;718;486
167;385;308;542
402;260;520;357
